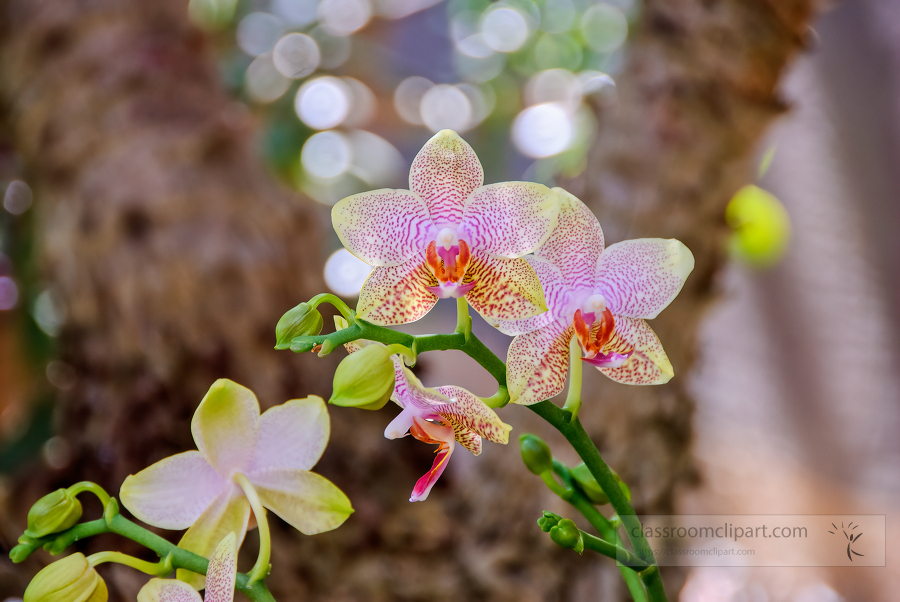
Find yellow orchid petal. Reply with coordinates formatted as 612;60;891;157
507;320;574;406
463;252;548;323
597;317;674;385
357;255;438;326
249;396;329;474
409;130;484;228
176;488;251;591
137;579;202;602
191;380;261;478
249;467;353;535
120;451;227;530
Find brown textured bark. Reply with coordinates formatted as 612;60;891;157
0;0;818;600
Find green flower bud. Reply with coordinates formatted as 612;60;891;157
549;518;584;554
23;489;82;539
537;510;562;533
329;344;394;410
24;553;108;602
519;434;553;475
570;463;631;505
275;303;324;349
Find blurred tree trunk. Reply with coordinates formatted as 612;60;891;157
0;0;817;600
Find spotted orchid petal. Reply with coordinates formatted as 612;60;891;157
248;396;329;475
390;355;452;411
204;532;237;602
137;579;202;602
535;189;604;290
409;418;456;502
357;255;438;325
507;319;574;406
595;239;694;319
176;488;251;590
487;256;572;335
595;316;674;385
248;467;353;535
331;190;433;267
433;385;512;447
120;451;227;530
458;182;559;258
409;130;484;228
463;252;548;323
191;380;260;479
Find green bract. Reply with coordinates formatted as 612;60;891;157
275;303;324;349
24;489;82;539
329;344;394;410
24;553;107;602
519;434;553;475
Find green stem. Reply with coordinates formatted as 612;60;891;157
234;474;271;585
481;386;510;409
308;293;355;322
562;336;583;420
455;297;472;340
580;531;648;570
66;482;111;508
384;343;416;365
87;551;172;576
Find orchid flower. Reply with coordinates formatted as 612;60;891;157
136;532;237;602
386;356;513;501
120;380;353;589
503;189;694;406
332;129;560;326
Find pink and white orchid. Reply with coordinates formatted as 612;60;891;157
332;129;560;326
120;380;353;589
137;532;237;602
385;356;512;501
503;189;694;405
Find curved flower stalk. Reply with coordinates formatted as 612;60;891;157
332;129;560;326
120;380;353;589
503;189;694;406
137;532;237;602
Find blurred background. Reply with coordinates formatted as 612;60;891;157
0;0;896;599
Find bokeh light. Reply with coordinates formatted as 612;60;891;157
347;130;404;187
318;0;372;37
341;78;377;128
3;180;33;215
0;276;18;311
580;4;628;53
301;131;352;179
245;53;292;103
374;0;443;20
272;33;321;78
525;69;582;112
512;102;574;158
295;76;351;129
539;0;576;34
237;12;285;56
33;288;65;336
420;84;473;132
481;7;529;53
394;76;434;125
309;27;353;69
324;249;372;297
271;0;319;28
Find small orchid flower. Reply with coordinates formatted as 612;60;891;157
137;532;237;602
332;129;560;326
120;380;353;589
503;189;694;406
385;355;512;501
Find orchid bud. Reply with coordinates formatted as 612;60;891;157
24;553;108;602
329;344;394;410
537;510;562;533
23;489;82;539
570;463;631;505
519;434;553;475
549;518;584;554
275;303;324;349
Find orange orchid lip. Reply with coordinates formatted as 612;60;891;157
573;307;632;362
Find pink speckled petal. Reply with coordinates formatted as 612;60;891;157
463;252;548;323
332;189;433;267
204;532;237;602
597;317;674;385
486;256;572;335
409;130;484;228
595;239;694;319
507;319;574;406
390;356;451;411
249;396;329;474
434;385;512;446
357;254;439;326
453;428;482;456
137;579;202;602
459;182;559;258
120;451;227;531
191;380;261;479
408;419;456;502
535;189;604;290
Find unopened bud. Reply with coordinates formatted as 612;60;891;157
24;489;82;539
571;463;631;505
24;553;108;602
329;344;394;410
519;434;553;475
537;510;562;533
275;303;323;349
549;518;584;554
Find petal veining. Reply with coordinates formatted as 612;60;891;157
191;380;260;478
356;254;439;325
249;396;329;475
332;189;433;267
507;319;574;406
463;252;548;323
460;182;559;258
535;188;604;290
596;317;674;385
433;385;512;445
409;130;484;228
595;239;694;319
